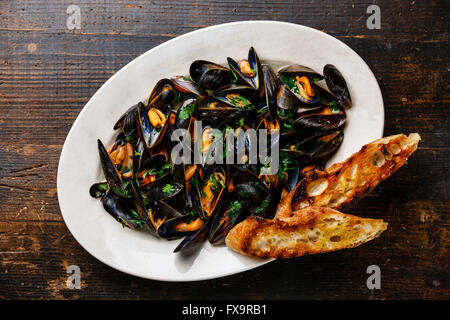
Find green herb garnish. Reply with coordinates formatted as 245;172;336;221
278;152;295;181
162;184;175;194
226;201;243;221
129;209;146;228
179;102;196;120
254;197;270;216
230;70;239;84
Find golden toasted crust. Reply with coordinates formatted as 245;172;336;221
225;207;388;258
275;133;421;220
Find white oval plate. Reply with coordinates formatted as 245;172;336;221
57;21;384;282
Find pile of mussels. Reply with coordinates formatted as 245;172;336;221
90;47;352;254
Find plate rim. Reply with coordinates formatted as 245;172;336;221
57;20;384;282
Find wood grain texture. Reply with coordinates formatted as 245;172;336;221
0;0;448;299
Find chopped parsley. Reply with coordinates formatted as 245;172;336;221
97;183;109;191
228;94;254;110
142;163;172;179
162;184;175;194
226;201;243;221
178;102;196;120
230;70;239;84
254;197;270;216
278;152;295;181
129;209;146;228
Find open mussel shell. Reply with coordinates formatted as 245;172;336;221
102;192;143;230
323;64;352;108
173;218;211;254
113;103;139;137
230;170;271;205
278;64;323;79
137;102;171;151
283;130;344;163
170;76;207;97
194;166;227;220
214;84;255;98
227;47;263;93
175;98;197;130
198;99;247;127
278;64;322;104
89;182;109;198
97;139;125;192
137;148;172;187
190;60;230;91
208;197;248;245
262;64;280;118
293;105;346;132
147;79;176;109
158;213;204;240
276;84;299;117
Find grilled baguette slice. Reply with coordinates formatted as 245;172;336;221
275;133;421;220
226;207;387;258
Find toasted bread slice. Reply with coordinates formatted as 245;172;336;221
225;207;387;258
275;133;421;220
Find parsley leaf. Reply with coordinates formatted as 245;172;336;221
162;184;175;194
179;102;196;120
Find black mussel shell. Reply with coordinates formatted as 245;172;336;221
147;79;176;109
284;130;344;163
194;167;227;220
113;103;139;137
276;84;299;114
323;64;352;108
89;182;109;198
102;192;142;230
170;76;207;97
137;102;171;150
175;98;197;130
209;197;249;245
158;214;204;240
198;99;247;127
278;64;322;104
262;64;280;118
173;218;211;254
230;170;269;204
190;60;230;91
145;182;183;202
97;139;125;192
278;64;323;79
227;47;263;92
293;105;346;132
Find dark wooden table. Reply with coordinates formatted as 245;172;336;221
0;0;448;300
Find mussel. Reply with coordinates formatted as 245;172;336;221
227;47;264;96
137;102;171;151
293;105;346;132
113;103;139;137
283;130;344;163
190;60;230;91
147;79;176;109
278;64;323;104
323;64;352;108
